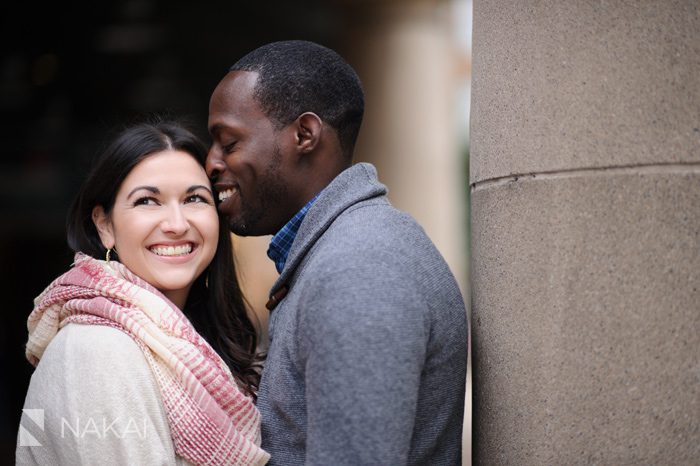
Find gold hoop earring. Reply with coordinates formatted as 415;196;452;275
106;248;113;263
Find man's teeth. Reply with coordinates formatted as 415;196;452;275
150;244;192;256
219;188;236;201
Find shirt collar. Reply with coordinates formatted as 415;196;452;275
267;193;320;274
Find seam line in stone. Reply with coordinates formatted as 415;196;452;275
470;161;700;192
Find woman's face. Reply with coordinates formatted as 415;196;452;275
93;150;219;308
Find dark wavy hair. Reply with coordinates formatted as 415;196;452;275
66;119;262;396
230;39;364;158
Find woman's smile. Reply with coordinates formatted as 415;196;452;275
148;241;196;257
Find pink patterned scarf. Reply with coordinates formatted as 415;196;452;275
26;253;270;466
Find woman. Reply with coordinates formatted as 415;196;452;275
16;121;269;465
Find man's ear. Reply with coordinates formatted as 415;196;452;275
295;112;323;154
92;205;115;249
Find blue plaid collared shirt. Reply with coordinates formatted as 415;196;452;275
267;194;320;274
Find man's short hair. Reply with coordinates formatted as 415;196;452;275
230;40;365;158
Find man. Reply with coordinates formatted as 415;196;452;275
206;40;467;465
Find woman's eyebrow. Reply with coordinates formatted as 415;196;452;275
187;185;214;195
126;186;159;199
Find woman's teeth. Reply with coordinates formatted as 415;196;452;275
150;244;192;256
219;188;237;201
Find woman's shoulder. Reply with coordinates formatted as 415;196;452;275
19;324;184;465
29;323;156;398
46;322;144;361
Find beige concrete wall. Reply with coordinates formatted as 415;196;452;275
470;1;700;463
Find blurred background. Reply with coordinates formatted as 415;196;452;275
0;0;471;463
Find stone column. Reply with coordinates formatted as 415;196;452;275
470;1;699;464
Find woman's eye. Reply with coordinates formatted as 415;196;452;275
133;196;158;206
185;194;212;204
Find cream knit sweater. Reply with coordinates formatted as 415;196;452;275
16;323;192;466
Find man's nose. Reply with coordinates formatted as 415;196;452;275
206;147;226;180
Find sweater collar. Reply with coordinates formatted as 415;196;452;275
268;163;387;299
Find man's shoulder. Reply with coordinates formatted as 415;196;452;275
313;199;440;268
294;199;455;302
330;198;427;244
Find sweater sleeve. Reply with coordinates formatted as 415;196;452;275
16;323;192;466
298;260;430;466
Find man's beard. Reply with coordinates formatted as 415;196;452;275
228;146;287;236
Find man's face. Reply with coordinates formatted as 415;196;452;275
207;71;292;236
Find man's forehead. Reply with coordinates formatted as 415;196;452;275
220;70;258;93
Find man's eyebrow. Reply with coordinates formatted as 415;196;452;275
208;123;223;136
127;186;159;199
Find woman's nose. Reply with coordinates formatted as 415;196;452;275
161;205;190;235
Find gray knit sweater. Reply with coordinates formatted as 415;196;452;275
257;163;468;465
